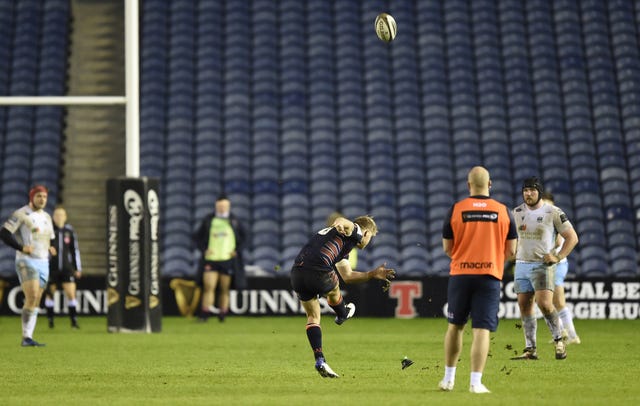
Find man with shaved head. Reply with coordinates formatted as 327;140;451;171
439;166;518;394
468;166;490;187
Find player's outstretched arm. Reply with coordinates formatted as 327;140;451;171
335;261;395;291
366;263;396;291
331;217;354;236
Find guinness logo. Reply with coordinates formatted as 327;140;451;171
149;295;159;309
107;287;120;306
125;295;142;309
170;278;202;318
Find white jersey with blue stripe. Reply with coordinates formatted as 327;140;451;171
512;202;573;263
2;205;54;260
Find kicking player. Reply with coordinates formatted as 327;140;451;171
290;215;395;378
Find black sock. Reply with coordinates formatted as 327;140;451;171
69;305;78;324
46;305;54;322
306;323;324;360
329;297;347;319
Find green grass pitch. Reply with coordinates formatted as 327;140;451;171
1;316;638;405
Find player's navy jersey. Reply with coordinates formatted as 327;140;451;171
292;225;362;273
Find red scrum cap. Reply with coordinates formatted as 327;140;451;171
29;185;48;204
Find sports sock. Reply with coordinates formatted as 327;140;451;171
523;315;537;348
306;323;324;360
199;307;210;320
470;372;482;386
68;299;78;324
328;296;347;319
22;308;39;338
543;310;564;340
45;298;55;323
444;366;456;382
558;307;577;338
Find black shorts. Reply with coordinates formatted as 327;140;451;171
48;268;76;287
202;259;235;276
446;274;501;331
290;267;339;301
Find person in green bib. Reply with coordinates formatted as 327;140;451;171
194;196;246;322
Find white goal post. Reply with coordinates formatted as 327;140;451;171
0;0;140;177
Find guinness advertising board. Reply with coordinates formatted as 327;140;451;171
0;276;638;320
106;178;161;333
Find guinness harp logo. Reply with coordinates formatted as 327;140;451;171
0;279;7;307
149;295;160;309
125;295;142;309
107;287;120;306
170;278;202;317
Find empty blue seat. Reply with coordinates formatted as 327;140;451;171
579;257;609;277
339;191;366;210
252;230;280;249
430;253;451;276
252;246;281;272
610;258;638;277
579;245;608;262
603;193;632;208
310;179;336;195
607;226;635;247
401;257;430;276
576;219;606;235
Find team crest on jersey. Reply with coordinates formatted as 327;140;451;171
537;217;543;223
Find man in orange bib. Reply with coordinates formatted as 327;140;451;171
439;167;517;394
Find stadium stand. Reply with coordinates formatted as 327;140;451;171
0;0;68;273
1;0;638;279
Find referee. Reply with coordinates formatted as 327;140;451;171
438;166;517;394
45;206;82;329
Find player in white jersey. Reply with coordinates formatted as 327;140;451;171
542;192;581;345
510;178;579;360
0;185;56;347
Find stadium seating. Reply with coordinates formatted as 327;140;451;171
7;1;640;278
0;1;69;274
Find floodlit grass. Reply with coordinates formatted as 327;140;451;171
0;316;638;405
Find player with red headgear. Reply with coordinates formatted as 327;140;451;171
0;185;56;346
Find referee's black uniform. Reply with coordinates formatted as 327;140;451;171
46;223;82;328
50;223;82;280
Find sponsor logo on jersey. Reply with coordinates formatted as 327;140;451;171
462;210;499;222
459;262;494;269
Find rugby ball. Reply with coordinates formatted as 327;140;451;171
375;13;397;42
